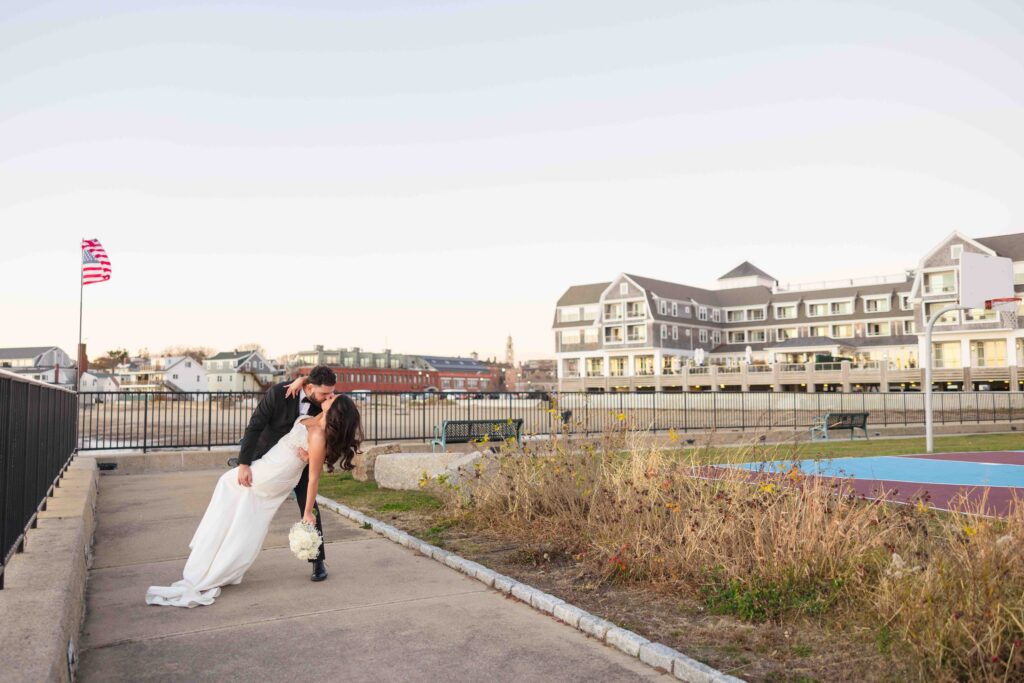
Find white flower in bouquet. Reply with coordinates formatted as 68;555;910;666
288;521;323;562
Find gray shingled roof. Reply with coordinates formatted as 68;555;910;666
718;261;775;281
419;356;491;373
556;282;610;307
977;232;1024;261
207;350;253;361
0;346;55;360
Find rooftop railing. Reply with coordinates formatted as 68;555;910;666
1;371;78;589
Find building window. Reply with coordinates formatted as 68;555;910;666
608;357;627;377
172;374;179;379
924;271;956;295
749;330;767;343
964;308;998;323
217;376;223;382
671;302;678;316
932;341;961;369
864;297;891;313
810;325;829;337
727;310;745;323
562;359;580;377
185;361;191;367
728;331;746;344
671;326;678;340
626;324;646;342
866;322;890;337
583;328;599;344
559;308;581;323
604;326;623;343
711;309;721;322
712;331;721;344
685;328;691;336
951;244;963;260
903;320;915;335
925;301;959;325
830;302;852;315
808;303;828;317
627;301;645;318
698;307;708;321
747;309;765;321
775;305;796;319
586;357;604;377
777;327;797;341
619;283;629;295
971;340;1006;368
634;356;654;376
660;325;668;340
560;330;581;345
684;306;691;315
604;303;623;320
900;294;912;310
659;300;667;315
699;329;708;343
583;304;599;320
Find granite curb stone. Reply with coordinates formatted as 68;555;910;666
316;495;744;682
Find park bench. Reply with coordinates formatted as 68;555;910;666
431;419;524;453
809;412;870;441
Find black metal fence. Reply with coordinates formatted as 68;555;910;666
1;372;78;589
76;390;1024;452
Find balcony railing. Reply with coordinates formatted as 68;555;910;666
779;363;807;372
688;367;710;375
717;366;742;374
924;284;957;295
813;362;843;372
748;365;773;373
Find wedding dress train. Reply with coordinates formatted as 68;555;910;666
146;418;310;607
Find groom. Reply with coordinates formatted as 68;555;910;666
238;365;337;582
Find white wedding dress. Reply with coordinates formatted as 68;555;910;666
146;417;310;608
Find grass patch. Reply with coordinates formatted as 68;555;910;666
318;470;441;515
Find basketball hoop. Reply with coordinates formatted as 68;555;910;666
984;296;1021;312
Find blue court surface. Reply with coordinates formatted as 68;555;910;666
738;455;1024;488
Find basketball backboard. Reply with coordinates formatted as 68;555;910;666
959;251;1014;309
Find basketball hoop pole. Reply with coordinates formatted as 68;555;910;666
924;303;967;454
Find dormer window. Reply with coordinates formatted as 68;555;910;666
671;302;678;316
951;244;963;261
619;283;629;295
659;300;667;315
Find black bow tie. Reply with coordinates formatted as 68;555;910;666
300;397;310;404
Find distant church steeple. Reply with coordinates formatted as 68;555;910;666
505;334;514;366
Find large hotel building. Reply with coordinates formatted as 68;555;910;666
554;232;1024;393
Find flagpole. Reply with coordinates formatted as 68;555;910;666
78;238;84;376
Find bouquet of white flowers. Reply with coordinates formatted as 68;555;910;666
288;520;323;562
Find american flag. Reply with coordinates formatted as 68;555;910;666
82;238;112;285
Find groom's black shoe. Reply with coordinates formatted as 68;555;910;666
311;559;327;582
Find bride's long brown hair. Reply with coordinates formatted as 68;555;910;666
323;394;363;472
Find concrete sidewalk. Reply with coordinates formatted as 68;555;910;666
79;470;664;682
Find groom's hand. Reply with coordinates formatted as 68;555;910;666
237;464;253;487
297;448;310;464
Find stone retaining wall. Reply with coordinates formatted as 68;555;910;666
0;456;98;683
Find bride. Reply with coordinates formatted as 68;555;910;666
146;393;363;608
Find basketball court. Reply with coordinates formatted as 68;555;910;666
737;451;1024;516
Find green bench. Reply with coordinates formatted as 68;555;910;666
809;412;869;441
431;419;524;453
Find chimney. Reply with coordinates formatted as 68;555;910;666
77;343;88;375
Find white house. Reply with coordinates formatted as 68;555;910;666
114;355;207;392
0;346;75;370
0;346;77;387
78;371;121;403
204;350;278;392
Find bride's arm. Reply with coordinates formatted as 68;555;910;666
302;431;327;524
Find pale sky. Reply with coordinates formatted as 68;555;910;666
2;0;1023;362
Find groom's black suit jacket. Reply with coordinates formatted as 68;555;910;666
238;382;321;466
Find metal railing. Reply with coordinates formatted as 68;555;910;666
1;371;78;589
75;390;1024;453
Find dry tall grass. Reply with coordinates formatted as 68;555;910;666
436;425;1024;681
